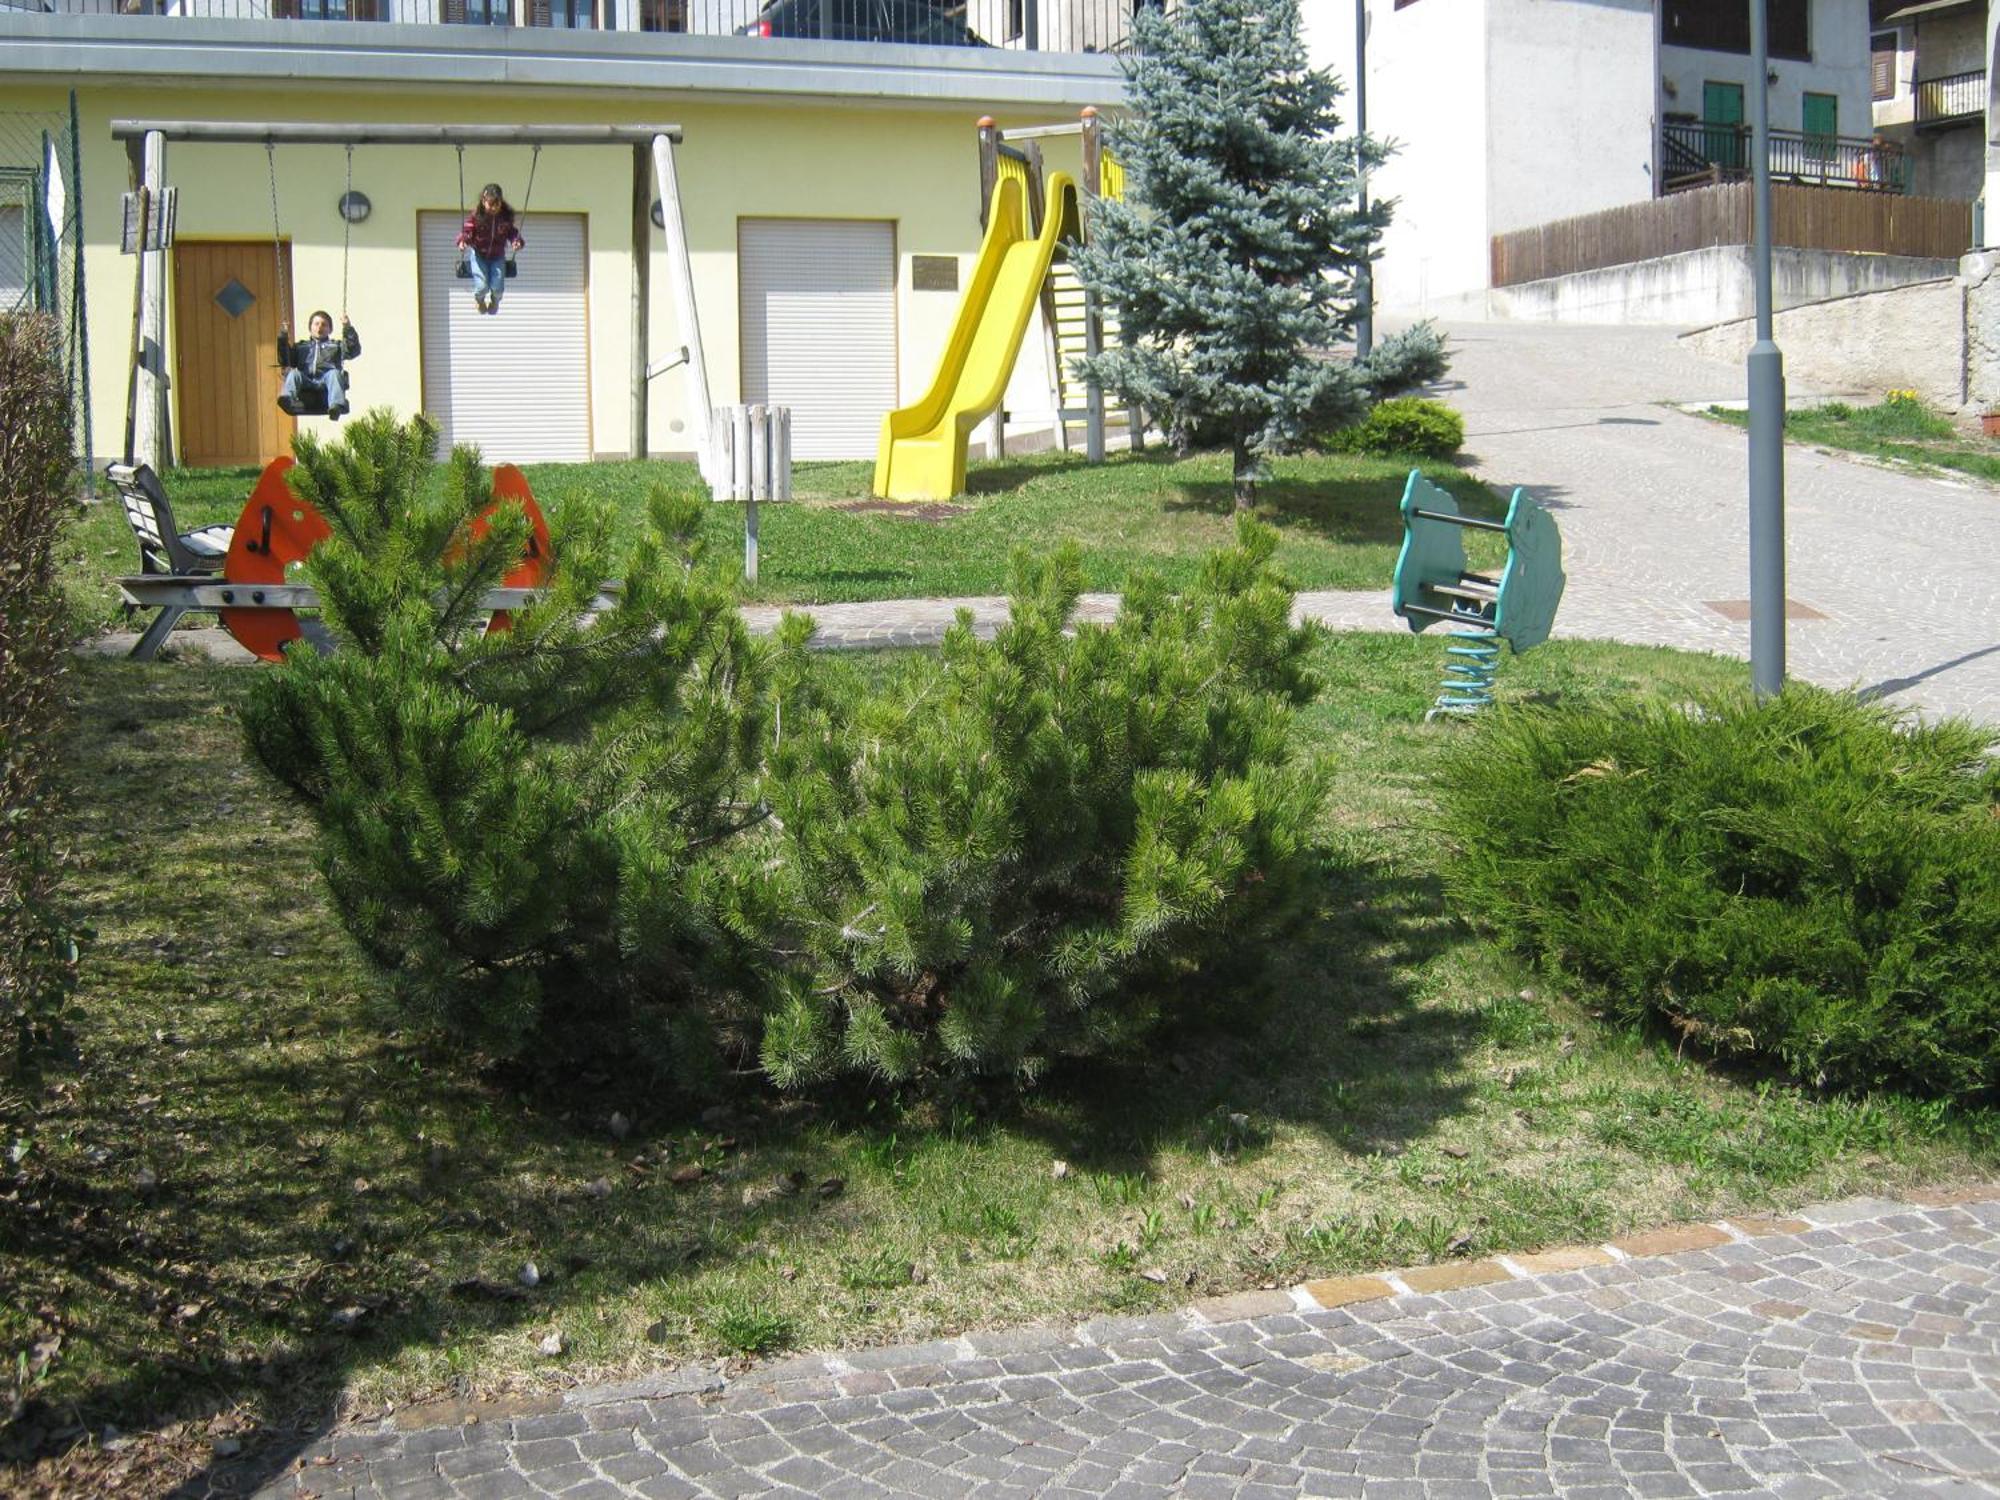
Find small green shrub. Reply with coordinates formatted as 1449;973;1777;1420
760;518;1328;1090
1436;687;2000;1097
244;412;794;1064
1860;390;1953;440
1319;397;1464;459
707;1298;792;1356
0;314;84;1077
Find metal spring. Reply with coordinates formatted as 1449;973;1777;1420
1426;624;1501;720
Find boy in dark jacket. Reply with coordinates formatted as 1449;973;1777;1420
278;310;360;419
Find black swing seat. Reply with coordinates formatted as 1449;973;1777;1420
277;381;353;418
108;462;236;661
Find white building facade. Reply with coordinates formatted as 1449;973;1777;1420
1308;0;1877;314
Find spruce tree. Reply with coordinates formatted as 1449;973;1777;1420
1075;0;1434;510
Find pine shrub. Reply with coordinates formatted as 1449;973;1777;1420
1435;687;2000;1097
760;518;1327;1090
0;314;84;1077
1318;397;1464;459
244;413;798;1061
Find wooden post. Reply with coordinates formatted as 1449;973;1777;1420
980;118;1004;462
630;142;649;460
650;133;712;481
976;116;998;230
1078;109;1106;464
132;129;167;472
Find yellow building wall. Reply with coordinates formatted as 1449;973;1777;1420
31;81;1086;464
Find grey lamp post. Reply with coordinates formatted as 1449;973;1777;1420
1354;0;1372;359
1747;0;1787;698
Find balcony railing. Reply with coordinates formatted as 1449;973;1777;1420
1661;120;1908;195
0;0;1148;49
1914;67;1984;127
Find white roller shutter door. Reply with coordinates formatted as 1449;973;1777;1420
739;219;896;461
419;211;590;463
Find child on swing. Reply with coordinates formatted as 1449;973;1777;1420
457;183;525;315
277;310;360;419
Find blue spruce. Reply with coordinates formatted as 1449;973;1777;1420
1075;0;1436;510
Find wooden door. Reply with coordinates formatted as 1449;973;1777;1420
173;241;295;469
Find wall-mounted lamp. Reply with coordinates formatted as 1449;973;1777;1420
337;190;372;224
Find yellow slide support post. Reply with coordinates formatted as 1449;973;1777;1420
873;171;1081;502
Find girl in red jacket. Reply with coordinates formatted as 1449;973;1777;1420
457;183;525;315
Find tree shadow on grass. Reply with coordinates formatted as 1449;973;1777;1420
1163;473;1507;549
961;448;1182;497
1013;854;1480;1177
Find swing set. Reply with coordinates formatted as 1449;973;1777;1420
111;119;715;662
115;120;710;473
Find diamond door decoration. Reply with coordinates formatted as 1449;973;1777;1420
214;278;256;319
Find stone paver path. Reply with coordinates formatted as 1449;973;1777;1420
263;1189;2000;1499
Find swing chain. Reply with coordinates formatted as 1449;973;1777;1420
340;143;353;324
266;141;289;334
512;143;540;266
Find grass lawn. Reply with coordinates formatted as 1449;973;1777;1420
67;446;1504;635
1703;397;2000;487
7;633;1996;1493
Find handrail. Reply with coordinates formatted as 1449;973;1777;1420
1915;67;1985;125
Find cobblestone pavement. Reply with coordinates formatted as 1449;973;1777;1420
92;324;2000;724
259;1189;2000;1499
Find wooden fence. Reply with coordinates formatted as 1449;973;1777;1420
1490;183;1973;288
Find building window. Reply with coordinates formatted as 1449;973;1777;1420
1663;0;1809;62
1871;30;1897;100
1005;0;1022;40
637;0;685;28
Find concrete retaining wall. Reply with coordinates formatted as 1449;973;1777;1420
1680;277;1966;409
1485;245;1958;326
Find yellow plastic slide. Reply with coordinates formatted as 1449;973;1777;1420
873;171;1080;501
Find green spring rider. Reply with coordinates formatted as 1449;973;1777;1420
1389;470;1566;719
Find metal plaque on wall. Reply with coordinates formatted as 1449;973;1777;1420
911;255;959;292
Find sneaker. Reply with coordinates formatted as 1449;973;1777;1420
473;293;489;312
329;405;347;421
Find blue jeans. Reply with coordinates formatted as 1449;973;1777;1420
282;366;346;412
466;250;508;305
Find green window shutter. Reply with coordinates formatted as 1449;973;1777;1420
1803;92;1838;162
1703;82;1746;171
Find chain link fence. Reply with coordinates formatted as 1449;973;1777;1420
0;94;92;478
